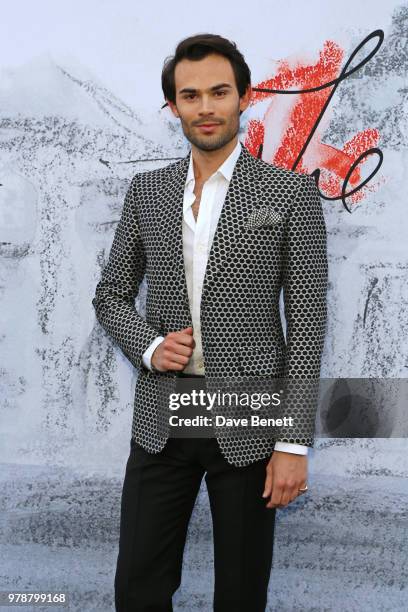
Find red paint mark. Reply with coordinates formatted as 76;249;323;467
244;40;381;205
246;119;264;158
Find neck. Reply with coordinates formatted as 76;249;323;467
190;136;238;182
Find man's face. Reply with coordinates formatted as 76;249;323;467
167;53;251;152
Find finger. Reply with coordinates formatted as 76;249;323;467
175;327;194;339
166;341;194;358
280;479;299;507
266;481;284;509
164;356;191;370
159;345;190;369
279;486;292;508
262;468;273;499
168;347;195;368
173;335;195;351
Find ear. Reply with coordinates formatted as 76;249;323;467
239;84;252;113
167;99;180;119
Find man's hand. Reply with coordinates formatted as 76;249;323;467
151;326;195;372
262;451;308;509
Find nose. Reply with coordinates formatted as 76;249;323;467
197;94;215;116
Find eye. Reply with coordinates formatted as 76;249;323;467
185;94;196;100
215;90;226;97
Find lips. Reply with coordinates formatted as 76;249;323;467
197;123;220;133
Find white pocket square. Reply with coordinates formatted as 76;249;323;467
244;206;283;230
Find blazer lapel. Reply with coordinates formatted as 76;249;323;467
154;152;191;317
154;144;263;315
201;145;262;301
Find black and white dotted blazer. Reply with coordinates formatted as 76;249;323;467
92;144;328;466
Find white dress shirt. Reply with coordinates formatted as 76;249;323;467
142;139;307;455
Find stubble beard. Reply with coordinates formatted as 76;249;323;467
179;111;240;152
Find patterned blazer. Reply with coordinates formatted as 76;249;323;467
92;144;328;467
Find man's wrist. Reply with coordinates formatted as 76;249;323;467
274;441;308;455
142;336;165;371
150;359;162;373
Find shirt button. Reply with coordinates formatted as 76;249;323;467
197;359;204;369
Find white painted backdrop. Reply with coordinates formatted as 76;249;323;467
0;2;407;610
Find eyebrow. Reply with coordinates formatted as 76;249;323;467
178;83;233;94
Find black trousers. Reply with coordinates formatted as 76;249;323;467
114;374;276;612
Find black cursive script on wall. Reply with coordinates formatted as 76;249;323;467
252;29;384;212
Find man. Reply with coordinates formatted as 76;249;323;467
92;33;328;612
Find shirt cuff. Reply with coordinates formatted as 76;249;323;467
142;336;165;371
273;442;308;455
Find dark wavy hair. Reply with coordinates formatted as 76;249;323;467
161;33;251;106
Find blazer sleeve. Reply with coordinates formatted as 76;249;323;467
279;174;328;445
91;175;161;370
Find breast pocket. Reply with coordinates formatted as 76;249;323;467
243;206;283;231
